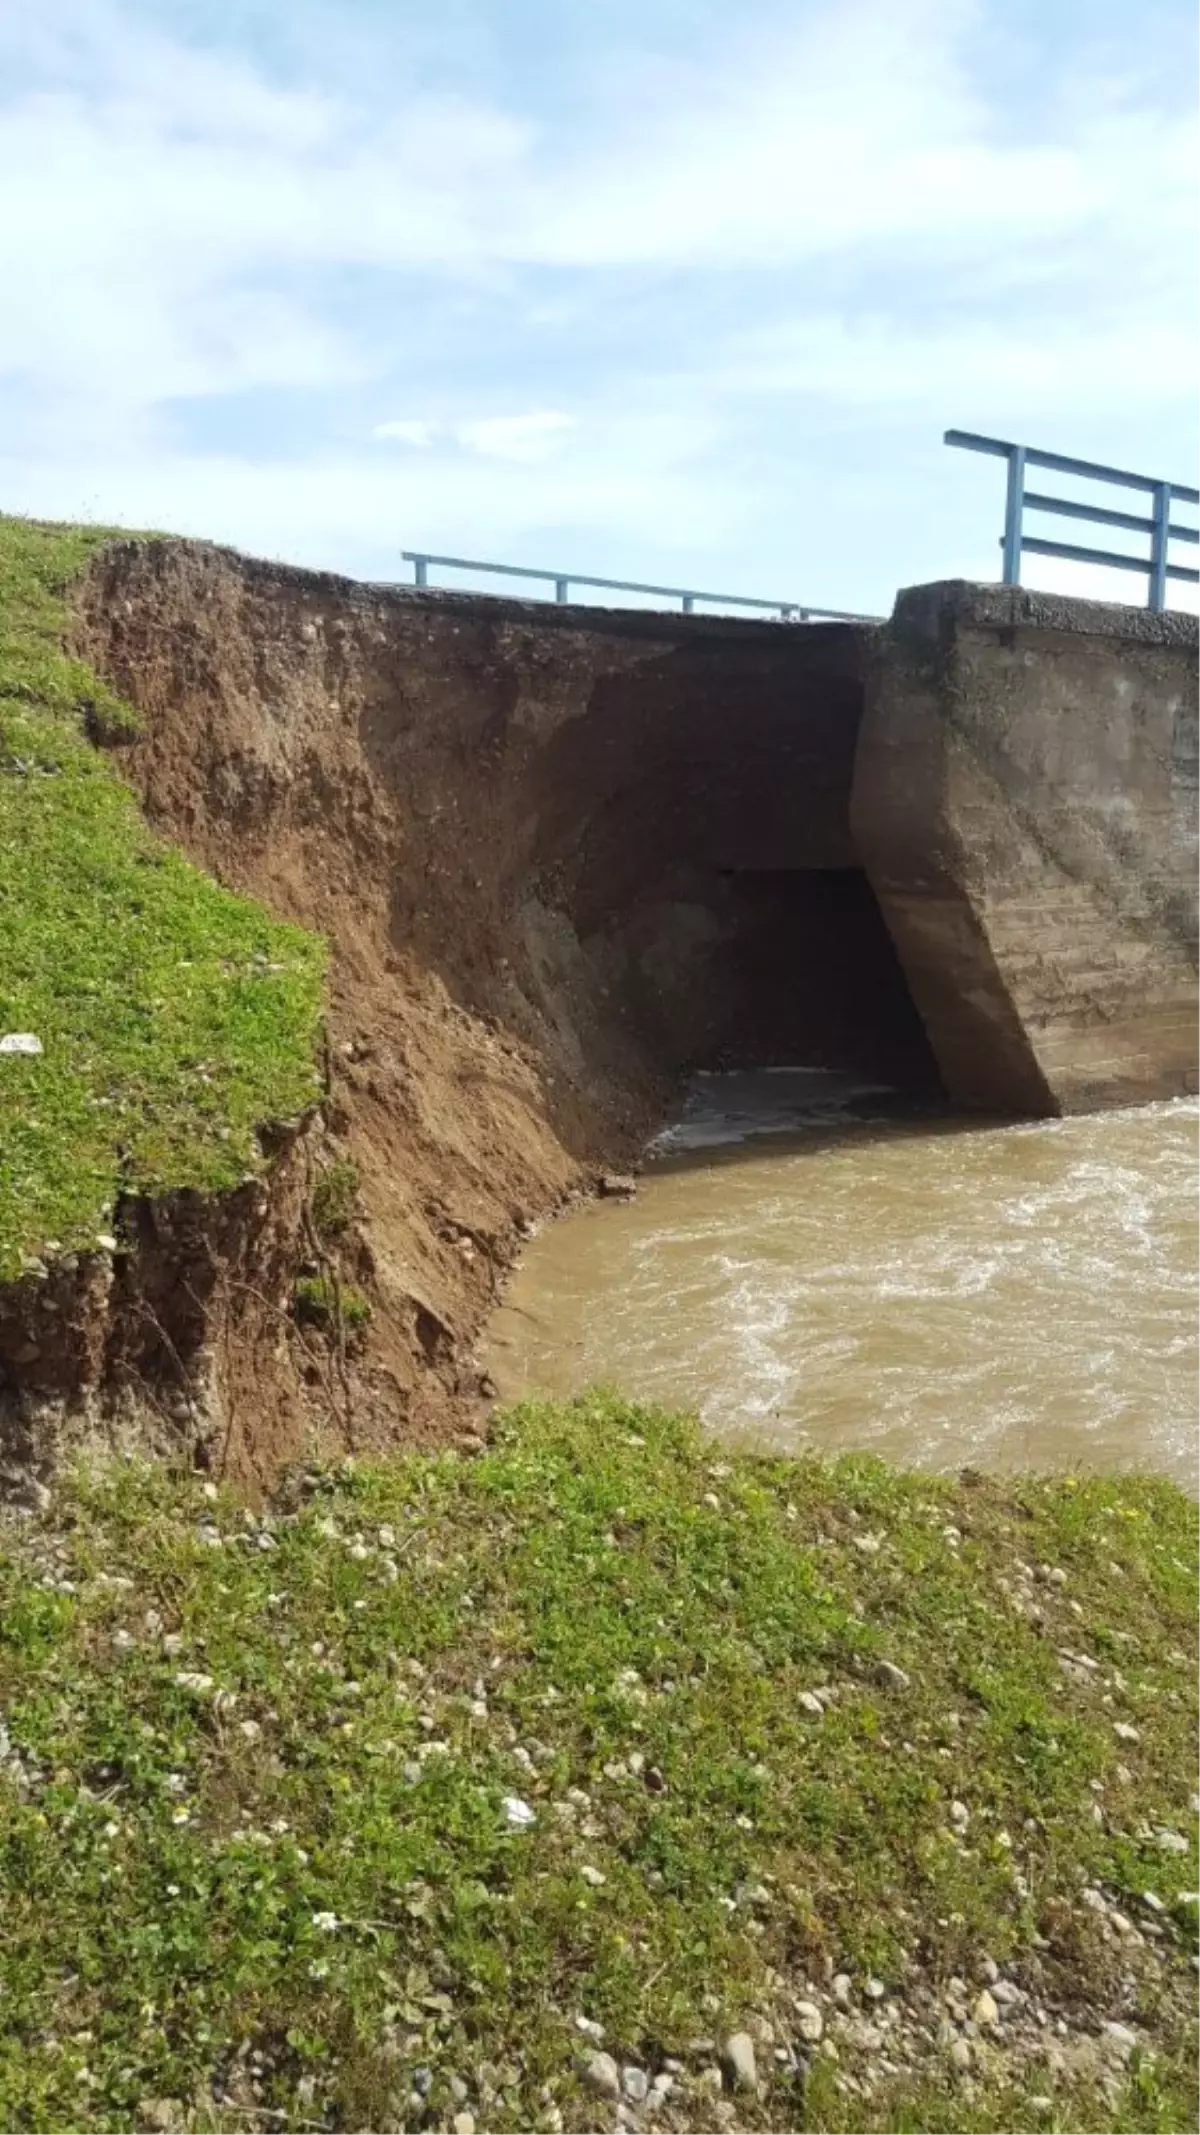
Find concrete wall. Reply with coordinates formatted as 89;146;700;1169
850;581;1199;1114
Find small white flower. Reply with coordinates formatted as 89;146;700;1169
170;1808;191;1825
312;1910;340;1932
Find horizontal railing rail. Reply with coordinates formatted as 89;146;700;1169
400;550;881;623
945;429;1199;611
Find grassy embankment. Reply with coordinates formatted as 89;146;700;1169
0;517;1196;2133
1;1395;1196;2134
0;515;325;1281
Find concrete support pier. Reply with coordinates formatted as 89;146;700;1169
851;581;1199;1113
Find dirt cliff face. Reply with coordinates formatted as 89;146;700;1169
0;1119;319;1494
71;538;918;1472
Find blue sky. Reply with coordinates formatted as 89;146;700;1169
2;0;1197;613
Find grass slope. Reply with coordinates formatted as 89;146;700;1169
0;516;326;1281
0;1396;1195;2133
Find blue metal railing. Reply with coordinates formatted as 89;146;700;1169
945;429;1199;612
400;550;881;623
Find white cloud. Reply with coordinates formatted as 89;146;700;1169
372;420;439;447
370;413;577;460
0;0;1194;609
515;1;1095;270
454;412;576;460
710;315;1199;417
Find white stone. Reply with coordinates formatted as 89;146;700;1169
0;1033;42;1056
582;2052;621;2099
722;2034;758;2092
973;1990;1000;2028
799;1691;825;1717
622;2066;649;2103
875;1660;911;1690
501;1795;536;1828
832;1974;853;2007
794;2001;824;2043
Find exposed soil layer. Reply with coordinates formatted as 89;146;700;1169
0;1122;319;1497
71;539;932;1477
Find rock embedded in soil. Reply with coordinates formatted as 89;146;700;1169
794;2000;824;2043
582;2051;622;2099
722;2033;759;2092
874;1659;912;1690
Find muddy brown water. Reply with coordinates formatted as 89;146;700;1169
483;1071;1199;1488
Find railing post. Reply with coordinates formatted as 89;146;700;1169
681;594;694;614
1002;446;1026;586
413;556;428;588
555;578;569;603
1148;481;1171;612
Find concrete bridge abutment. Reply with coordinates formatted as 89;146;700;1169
850;581;1199;1114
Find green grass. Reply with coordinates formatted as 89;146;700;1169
292;1274;372;1333
0;516;327;1279
0;1395;1195;2133
310;1160;361;1243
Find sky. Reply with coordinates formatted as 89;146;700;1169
2;0;1197;615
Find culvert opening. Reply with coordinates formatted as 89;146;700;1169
697;866;941;1093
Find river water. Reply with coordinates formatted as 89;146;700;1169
483;1071;1199;1488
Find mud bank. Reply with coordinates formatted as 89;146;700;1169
66;538;929;1472
0;1119;318;1493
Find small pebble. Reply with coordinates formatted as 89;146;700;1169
794;2000;823;2043
875;1660;911;1691
622;2066;649;2104
453;2117;475;2135
832;1973;853;2007
973;1990;1000;2029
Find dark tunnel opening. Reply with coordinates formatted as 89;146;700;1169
698;867;943;1093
